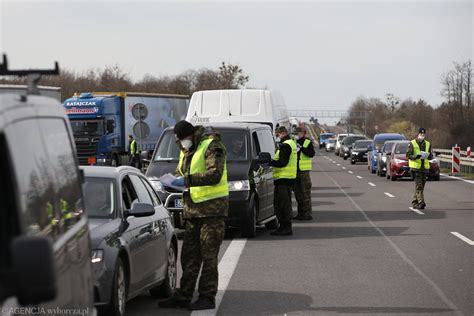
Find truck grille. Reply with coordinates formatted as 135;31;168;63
75;140;98;165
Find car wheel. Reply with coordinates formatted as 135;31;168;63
433;175;440;181
107;257;127;316
371;168;376;174
241;198;257;238
391;175;396;181
150;242;177;298
350;160;355;165
376;169;380;176
343;156;347;160
386;173;390;180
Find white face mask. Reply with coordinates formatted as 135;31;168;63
275;137;281;143
181;139;193;150
294;135;300;141
417;134;425;141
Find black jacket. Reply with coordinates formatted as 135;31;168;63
269;135;296;186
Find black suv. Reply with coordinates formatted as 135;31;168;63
146;122;278;238
0;57;96;314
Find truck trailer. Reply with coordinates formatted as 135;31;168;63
63;91;189;166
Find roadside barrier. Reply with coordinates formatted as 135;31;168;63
434;147;474;174
452;145;461;175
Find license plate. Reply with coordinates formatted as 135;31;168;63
174;199;183;208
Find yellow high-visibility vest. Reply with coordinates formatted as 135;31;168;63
299;139;313;171
273;139;297;180
178;137;229;203
409;139;430;170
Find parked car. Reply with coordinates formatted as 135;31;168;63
350;140;372;164
0;58;96;315
146;122;278;238
376;141;398;177
335;133;350;156
386;141;440;181
325;138;336;152
368;133;406;174
81;166;178;316
319;132;335;149
339;135;367;159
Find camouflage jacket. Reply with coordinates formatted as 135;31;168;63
176;126;229;219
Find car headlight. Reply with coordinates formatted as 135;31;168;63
429;159;438;164
91;249;104;264
228;180;250;192
149;178;165;193
393;158;406;164
382;156;387;162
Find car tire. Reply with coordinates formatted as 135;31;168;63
371;168;376;174
150;242;177;298
107;257;127;316
386;173;390;180
433;175;440;181
391;175;396;181
350;160;355;165
241;197;257;238
343;156;347;160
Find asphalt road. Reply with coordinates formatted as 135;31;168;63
126;150;474;316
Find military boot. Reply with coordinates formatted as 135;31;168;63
158;294;191;309
189;296;215;311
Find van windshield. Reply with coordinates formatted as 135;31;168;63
154;130;249;162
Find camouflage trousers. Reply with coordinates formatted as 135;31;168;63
178;217;225;300
274;184;293;228
293;171;313;217
411;171;427;206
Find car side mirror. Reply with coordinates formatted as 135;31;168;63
367;145;373;151
140;150;150;160
125;202;155;218
254;152;271;164
11;236;57;305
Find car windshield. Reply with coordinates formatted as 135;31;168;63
337;135;346;141
394;143;409;154
354;141;372;149
320;134;334;140
343;136;366;145
328;139;336;144
154;129;249;162
70;120;104;136
374;137;404;151
383;143;396;153
83;177;115;218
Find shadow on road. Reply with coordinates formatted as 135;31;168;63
217;290;454;315
311;192;364;198
308;210;446;223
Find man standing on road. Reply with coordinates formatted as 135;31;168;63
159;120;228;311
269;126;297;236
293;127;315;221
407;127;433;210
128;134;139;168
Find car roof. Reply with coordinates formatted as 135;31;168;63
0;93;65;130
80;166;143;180
163;122;271;132
373;133;405;140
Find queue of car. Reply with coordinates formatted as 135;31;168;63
324;132;440;181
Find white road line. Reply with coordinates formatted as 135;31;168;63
322;171;461;315
384;192;395;198
356;175;363;179
348;170;353;174
409;207;425;215
368;182;376;187
342;167;346;170
441;173;474;184
332;161;336;164
191;239;247;316
450;232;474;246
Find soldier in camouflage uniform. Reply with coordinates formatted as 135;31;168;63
407;127;433;210
159;120;228;311
292;127;315;220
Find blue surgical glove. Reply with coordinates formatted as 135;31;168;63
171;176;185;187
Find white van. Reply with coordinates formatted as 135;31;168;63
185;89;289;130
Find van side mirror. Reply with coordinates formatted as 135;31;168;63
11;236;57;305
254;152;271;164
124;202;155;218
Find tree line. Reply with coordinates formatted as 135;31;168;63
0;61;249;102
348;60;473;148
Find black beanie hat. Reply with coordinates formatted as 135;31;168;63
418;127;426;134
174;120;195;140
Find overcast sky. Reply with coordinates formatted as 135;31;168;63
1;0;472;122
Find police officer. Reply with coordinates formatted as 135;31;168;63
128;134;139;168
269;126;297;236
407;127;433;210
159;120;228;311
293;127;315;220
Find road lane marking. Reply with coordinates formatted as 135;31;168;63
384;192;395;198
409;207;425;215
368;182;376;187
191;239;247;315
322;170;461;314
356;176;363;179
337;163;340;166
450;232;474;245
332;161;336;164
441;173;474;184
342;167;346;170
348;171;353;174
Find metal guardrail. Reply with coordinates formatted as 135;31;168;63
433;148;474;173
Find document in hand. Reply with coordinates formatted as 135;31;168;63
420;151;429;159
159;173;185;191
